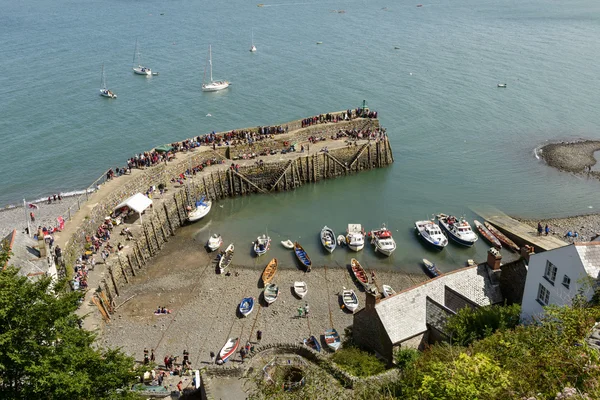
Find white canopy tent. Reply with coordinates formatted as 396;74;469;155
114;193;153;224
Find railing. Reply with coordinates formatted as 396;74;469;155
64;169;111;222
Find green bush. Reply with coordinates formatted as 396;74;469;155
446;303;521;346
394;348;420;370
331;347;386;377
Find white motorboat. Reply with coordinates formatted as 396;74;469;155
437;214;479;247
188;197;212;222
132;38;152;76
369;223;396;256
253;234;271;256
345;224;365;252
99;64;117;98
202;45;230;92
250;28;257;52
320;226;336;253
293;281;307;298
415;220;448;250
207;233;223;252
341;288;359;312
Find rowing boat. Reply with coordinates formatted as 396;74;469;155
262;258;277;285
294;242;312;272
484;221;520;252
341;288;359;312
218;243;234;274
422;258;441;278
238;297;255;317
350;258;369;288
217;337;239;364
264;283;279;304
324;328;341;351
293;281;308;298
473;220;502;249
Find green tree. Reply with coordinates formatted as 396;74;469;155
331;347;386;377
0;266;138;399
445;303;521;346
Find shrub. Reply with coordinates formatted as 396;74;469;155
394;348;420;370
331;347;386;377
446;303;521;346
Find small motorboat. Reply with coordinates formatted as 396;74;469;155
262;258;278;285
293;281;308;298
341;288;359;312
422;258;441;278
484;221;520;252
304;335;321;352
281;240;294;249
294;242;312;272
473;220;502;249
497;83;507;88
437;214;478;247
217;337;239;364
324;328;341;351
218;243;234;274
320;226;336;253
382;284;396;298
239;297;255;317
253;234;271;256
346;224;365;251
207;233;223;252
415;220;448;250
188;197;212;222
369;223;397;256
264;283;279;304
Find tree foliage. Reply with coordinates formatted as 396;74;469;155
331;346;386;377
0;266;137;399
445;303;521;346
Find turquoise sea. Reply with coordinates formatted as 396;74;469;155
2;0;600;272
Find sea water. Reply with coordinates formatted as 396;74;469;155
2;0;600;271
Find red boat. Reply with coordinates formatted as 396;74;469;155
484;221;520;252
351;258;369;288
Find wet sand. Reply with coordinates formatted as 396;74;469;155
100;231;427;366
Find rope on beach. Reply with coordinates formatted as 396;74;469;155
247;303;262;344
323;264;335;329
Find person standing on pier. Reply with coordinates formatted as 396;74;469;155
537;222;543;236
545;225;550;236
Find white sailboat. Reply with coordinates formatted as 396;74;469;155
99;64;117;99
132;39;152;76
202;45;230;92
250;29;257;52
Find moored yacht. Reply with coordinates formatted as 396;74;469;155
437;214;478;247
369;223;396;256
415;220;448;250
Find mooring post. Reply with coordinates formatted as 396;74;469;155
108;265;120;297
163;203;174;236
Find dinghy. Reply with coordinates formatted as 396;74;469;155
484;221;520;252
188;197;212;222
324;328;341;351
262;258;278;285
253;234;271;256
473;220;502;249
437;214;478;247
422;258;441;278
304;335;321;352
320;226;336;253
218;243;234;274
337;235;346;246
207;233;223;252
293;281;308;298
341;288;359;312
264;283;279;304
238;297;255;317
294;242;312;272
281;240;294;249
382;284;396;298
217;337;239;364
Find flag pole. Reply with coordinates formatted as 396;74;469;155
23;199;31;237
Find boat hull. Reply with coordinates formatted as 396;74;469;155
218;244;234;274
348;243;364;252
264;283;279;304
438;220;476;247
320;226;336;253
218;338;239;363
293;281;307;298
133;66;152;75
294;242;312;272
324;329;341;351
262;258;278;285
342;290;359;312
188;201;212;222
239;297;255;317
202;82;230;92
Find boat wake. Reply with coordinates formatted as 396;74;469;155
533;146;543;160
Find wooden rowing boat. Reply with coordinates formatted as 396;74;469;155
293;281;308;298
484;221;520;252
422;258;441;278
238;297;255;317
294;242;312;272
324;328;341;351
218;243;234;274
262;258;277;285
473;220;501;249
264;283;279;304
350;258;369;288
382;284;396;298
304;335;321;352
341;288;359;312
217;337;239;364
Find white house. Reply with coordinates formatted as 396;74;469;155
521;241;600;322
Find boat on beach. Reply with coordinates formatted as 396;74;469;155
324;328;341;351
262;258;277;285
188;197;212;222
437;214;478;247
217;337;239;364
281;240;294;249
369;223;396;256
346;224;365;251
253;234;271;256
218;243;234;274
422;258;441;277
99;63;117;98
484;221;520;252
382;284;396;298
350;258;370;289
294;242;312;272
293;281;308;298
320;226;336;253
341;288;359;312
473;220;502;249
415;219;448;250
239;297;255;317
132;38;152;76
304;335;321;352
202;45;230;92
263;283;279;304
206;233;223;252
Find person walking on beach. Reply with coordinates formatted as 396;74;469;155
240;348;247;363
30;212;35;222
297;307;303;318
304;303;310;318
256;330;262;342
537;222;543;236
545;225;550;236
150;349;155;363
210;351;215;364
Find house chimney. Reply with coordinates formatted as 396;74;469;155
487;247;502;270
520;245;535;263
365;290;378;310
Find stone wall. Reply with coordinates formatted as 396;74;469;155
352;307;394;365
499;258;528;305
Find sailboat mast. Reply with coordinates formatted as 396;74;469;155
133;39;137;66
101;63;106;89
209;45;213;82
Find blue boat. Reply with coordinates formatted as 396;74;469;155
304;335;321;352
324;328;341;351
238;297;255;317
294;242;312;272
437;214;478;247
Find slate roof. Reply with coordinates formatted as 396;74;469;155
574;242;600;280
374;264;503;345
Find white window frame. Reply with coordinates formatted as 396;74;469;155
544;261;557;285
537;283;550;306
562;275;571;289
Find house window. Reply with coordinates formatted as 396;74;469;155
537;284;550;306
544;261;557;285
562;275;571;289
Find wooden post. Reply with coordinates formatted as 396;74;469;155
173;193;183;226
163;203;174;236
228;169;234;196
127;255;135;276
306;156;310;182
120;254;134;277
120;262;129;283
218;171;225;198
144;226;154;257
151;218;161;250
103;280;114;307
136;241;146;264
133;243;142;267
108;265;120;296
211;172;218;199
313;155;317;182
368;143;372;168
202;176;209;199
